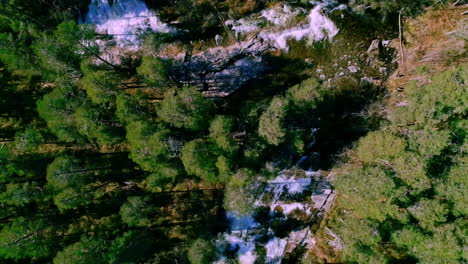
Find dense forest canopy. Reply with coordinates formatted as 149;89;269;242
0;0;466;263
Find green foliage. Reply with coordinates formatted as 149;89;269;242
215;155;233;182
1;2;465;263
408;198;448;231
355;131;406;165
158;87;214;131
120;196;154;227
46;156;94;191
81;70;119;106
181;139;220;183
406;126;451;158
53;236;108;264
332;65;467;263
33;21;96;76
258;96;288;146
145;165;180;192
0;217;55;261
46;155;111;210
392;153;431;191
13;126;45;153
126;121;173;172
209;115;238;153
391;65;467;130
115;93;151;124
392;225;462;264
0;182;44;207
223;168;255;215
331;214;385;263
286;78;324;109
435;159;468;217
137;56;171;87
36;85;84;143
74;104;123;146
187;238;216;264
334;165;407;222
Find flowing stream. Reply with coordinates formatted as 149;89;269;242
216;168;333;264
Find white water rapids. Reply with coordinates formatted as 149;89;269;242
226;3;340;51
83;0;174;46
215;169;333;264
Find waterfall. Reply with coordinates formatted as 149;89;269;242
83;0;174;46
215;168;332;263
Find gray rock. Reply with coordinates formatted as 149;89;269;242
348;65;358;73
367;39;381;55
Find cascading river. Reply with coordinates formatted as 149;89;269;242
83;0;174;46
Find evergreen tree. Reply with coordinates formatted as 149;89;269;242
0;217;56;261
125;121;173;172
53;236;109;264
258;96;288;146
159;87;215;131
119;196;154;227
181;139;221;183
137;56;171;88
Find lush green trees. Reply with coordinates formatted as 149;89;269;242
258;96;288;146
187;238;217;264
53;236;109;264
0;217;56;261
158;87;215;131
257;77;328;152
286;78;324;110
435;160;467;217
181;139;221;183
331;65;467;263
0;182;44;207
46;155;121;211
125;121;173;172
36;85;85;143
13;126;46;153
145;165;181;192
33;21;97;76
119;196;154;227
392;225;463;264
74;103;124;146
223;168;255;215
115;92;152;124
137;56;171;88
81;70;119;106
1;1;464;263
209;115;238;152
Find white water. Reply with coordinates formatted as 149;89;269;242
259;5;338;51
260;5;303;27
216;168;332;263
265;238;288;263
226;3;339;51
83;0;174;46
